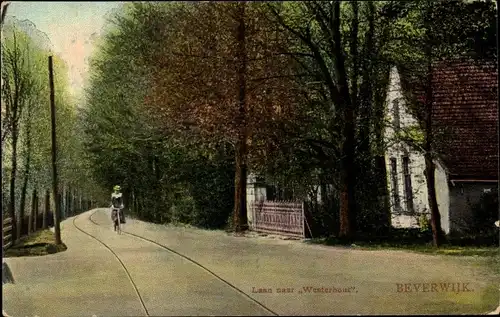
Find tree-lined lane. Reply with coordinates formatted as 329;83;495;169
3;209;498;316
3;210;274;316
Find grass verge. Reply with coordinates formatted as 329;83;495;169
307;237;500;276
308;236;498;255
4;229;67;257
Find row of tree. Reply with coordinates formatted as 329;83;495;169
83;1;496;245
1;13;102;243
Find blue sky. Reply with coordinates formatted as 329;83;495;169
6;1;124;96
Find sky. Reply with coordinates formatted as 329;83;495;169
6;1;124;97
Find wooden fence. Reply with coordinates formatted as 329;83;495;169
1;187;95;250
3;217;13;250
251;200;305;238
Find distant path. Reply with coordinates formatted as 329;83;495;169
72;212;151;316
87;211;278;316
3;209;274;316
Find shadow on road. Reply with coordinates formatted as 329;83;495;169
2;261;15;285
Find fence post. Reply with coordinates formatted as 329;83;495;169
302;201;305;239
3;217;13;250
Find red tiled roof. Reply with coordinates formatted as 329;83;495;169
401;59;498;181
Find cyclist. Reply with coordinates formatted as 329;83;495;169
111;185;125;231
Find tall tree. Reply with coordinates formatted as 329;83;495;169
234;1;249;230
145;2;302;231
2;28;37;241
267;1;382;239
2;15;97;240
384;0;497;246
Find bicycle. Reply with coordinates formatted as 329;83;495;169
112;206;124;234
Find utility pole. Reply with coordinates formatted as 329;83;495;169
49;56;62;245
496;0;499;235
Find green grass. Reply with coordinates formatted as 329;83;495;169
308;236;500;278
357;244;498;257
4;229;67;257
308;236;498;255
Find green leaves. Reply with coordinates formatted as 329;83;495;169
1;16;101;221
394;124;425;151
81;0;496;232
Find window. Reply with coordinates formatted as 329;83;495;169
393;99;400;130
402;156;414;214
390;158;400;212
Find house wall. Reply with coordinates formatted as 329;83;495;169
434;163;450;234
384;67;451;233
448;182;498;234
246;173;266;228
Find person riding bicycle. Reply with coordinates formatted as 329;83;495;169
110;185;125;231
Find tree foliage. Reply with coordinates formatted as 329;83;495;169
82;0;496;239
1;17;97;240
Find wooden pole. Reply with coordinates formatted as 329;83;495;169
49;56;62;245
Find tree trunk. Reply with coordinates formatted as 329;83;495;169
338;145;355;240
18;97;33;239
424;64;444;247
60;186;65;219
424;154;444;246
233;144;248;231
132;189;136;215
357;2;375;158
350;1;359;124
65;186;69;218
28;189;36;235
18;171;28;239
67;186;72;216
233;1;248;232
33;189;38;231
348;1;360;233
373;61;391;229
9;131;18;243
375;156;391;228
333;0;355;240
72;188;77;215
355;1;380;231
43;189;49;229
423;1;444;247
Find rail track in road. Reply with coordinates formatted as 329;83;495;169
72;209;278;316
72;213;150;316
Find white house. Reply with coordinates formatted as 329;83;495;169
384;59;498;235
